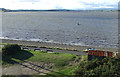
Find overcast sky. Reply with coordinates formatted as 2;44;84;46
0;0;119;10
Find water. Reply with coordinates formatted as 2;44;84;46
1;11;118;48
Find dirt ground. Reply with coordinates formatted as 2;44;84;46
2;61;54;75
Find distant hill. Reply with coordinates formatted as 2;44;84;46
4;9;71;12
0;8;119;12
0;8;6;12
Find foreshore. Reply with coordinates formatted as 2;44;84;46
1;39;118;52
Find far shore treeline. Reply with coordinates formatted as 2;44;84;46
0;8;119;12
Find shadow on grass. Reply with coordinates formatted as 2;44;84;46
2;50;66;75
11;50;33;60
2;50;33;64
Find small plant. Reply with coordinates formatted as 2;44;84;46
55;61;68;67
116;52;120;59
2;44;21;55
41;51;47;53
54;52;59;54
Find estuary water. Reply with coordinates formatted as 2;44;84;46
1;11;118;48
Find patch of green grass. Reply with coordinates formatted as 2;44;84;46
2;50;76;69
2;48;83;75
0;47;2;51
83;55;88;60
50;65;79;75
27;50;76;67
0;43;8;45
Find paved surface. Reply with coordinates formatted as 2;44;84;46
21;46;87;56
2;39;118;52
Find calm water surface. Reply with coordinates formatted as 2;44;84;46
1;11;118;48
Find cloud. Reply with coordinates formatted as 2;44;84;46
19;0;40;2
0;0;119;10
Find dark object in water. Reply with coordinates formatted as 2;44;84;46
77;22;81;25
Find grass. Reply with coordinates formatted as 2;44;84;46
1;44;80;75
51;55;90;76
27;50;76;68
2;49;78;75
2;49;76;69
2;50;78;75
0;47;2;51
50;65;78;75
83;55;88;60
80;55;88;62
2;50;33;66
0;43;8;45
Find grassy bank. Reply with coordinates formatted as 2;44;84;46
2;46;79;75
26;50;76;69
2;50;76;65
3;43;119;76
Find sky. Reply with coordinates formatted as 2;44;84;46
0;0;119;10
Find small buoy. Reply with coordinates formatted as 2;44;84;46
77;23;80;25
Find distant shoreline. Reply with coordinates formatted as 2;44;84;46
1;39;118;52
1;9;118;13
